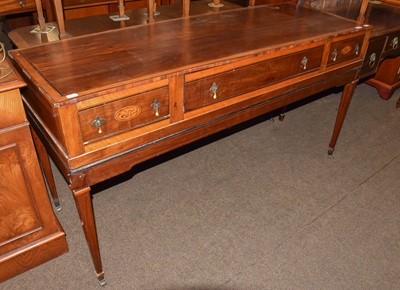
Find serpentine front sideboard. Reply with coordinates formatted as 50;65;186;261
9;4;371;284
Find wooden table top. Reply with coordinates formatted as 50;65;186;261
12;4;363;100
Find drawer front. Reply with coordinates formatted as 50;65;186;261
384;32;400;56
359;37;386;78
0;0;36;15
185;46;324;112
328;36;364;66
78;87;169;142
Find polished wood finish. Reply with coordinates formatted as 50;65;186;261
361;1;400;100
10;4;370;283
302;0;400;100
0;58;68;283
366;56;400;100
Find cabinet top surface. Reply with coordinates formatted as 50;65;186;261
365;2;400;36
0;59;26;93
12;4;364;98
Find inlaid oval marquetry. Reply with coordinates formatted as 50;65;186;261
114;105;142;121
341;45;352;55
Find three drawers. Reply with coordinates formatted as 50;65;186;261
184;46;324;112
78;87;169;142
77;35;366;143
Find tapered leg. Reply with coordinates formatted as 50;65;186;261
328;80;358;156
73;187;106;286
396;96;400;109
31;128;61;210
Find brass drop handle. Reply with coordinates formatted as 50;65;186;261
19;0;26;7
210;82;218;100
151;99;161;117
368;52;376;68
354;43;359;55
391;37;398;50
331;49;338;62
300;56;308;70
91;116;105;134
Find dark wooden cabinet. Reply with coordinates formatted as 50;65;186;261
366;56;400;100
0;58;68;283
299;0;400;100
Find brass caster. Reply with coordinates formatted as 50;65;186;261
98;276;107;286
278;114;285;121
54;200;62;211
327;147;335;159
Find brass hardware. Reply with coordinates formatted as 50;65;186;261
210;82;218;100
368;52;376;68
151;99;161;117
354;43;359;55
391;37;398;50
300;56;308;70
331;49;337;62
91;116;105;134
19;0;26;7
208;0;224;8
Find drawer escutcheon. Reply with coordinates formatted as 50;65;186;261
368;53;376;68
151;99;161;117
91;116;105;134
300;56;308;70
210;82;218;100
391;37;399;50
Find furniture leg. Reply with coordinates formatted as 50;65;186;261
30;128;61;211
397;96;400;108
72;187;106;286
328;80;358;157
52;0;66;38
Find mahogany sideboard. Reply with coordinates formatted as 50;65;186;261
300;0;400;101
363;1;400;101
9;4;371;284
0;57;68;282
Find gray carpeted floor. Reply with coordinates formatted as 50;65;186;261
2;83;400;289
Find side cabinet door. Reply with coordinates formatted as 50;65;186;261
0;125;61;255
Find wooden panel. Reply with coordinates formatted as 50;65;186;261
185;46;324;112
359;36;386;78
0;125;60;254
0;142;42;247
328;36;365;66
78;87;169;142
384;32;400;55
0;89;26;128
